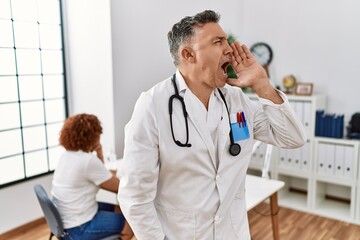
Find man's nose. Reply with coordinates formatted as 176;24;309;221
225;42;233;54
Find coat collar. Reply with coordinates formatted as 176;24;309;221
173;70;230;169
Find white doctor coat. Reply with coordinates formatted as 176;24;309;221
118;71;306;240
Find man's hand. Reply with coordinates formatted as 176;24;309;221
226;41;269;91
227;41;283;104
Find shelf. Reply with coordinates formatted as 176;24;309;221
314;174;354;187
278;190;308;212
314;138;359;183
247;168;262;177
245;93;326;102
313;180;355;222
314;199;352;222
315;136;360;145
276;168;312;179
248;162;263;171
277;173;309;211
246;93;360;224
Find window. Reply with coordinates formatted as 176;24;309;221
0;0;67;187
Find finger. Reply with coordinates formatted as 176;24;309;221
230;55;238;67
237;43;249;61
232;42;247;61
230;42;242;62
241;44;253;59
226;78;245;88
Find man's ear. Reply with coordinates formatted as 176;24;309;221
180;47;195;63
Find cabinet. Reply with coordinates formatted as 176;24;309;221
246;93;360;224
313;137;359;222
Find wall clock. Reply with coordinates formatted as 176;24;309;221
250;42;273;77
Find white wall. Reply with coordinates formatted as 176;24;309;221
64;0;115;153
0;175;52;234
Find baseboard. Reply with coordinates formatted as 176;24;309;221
0;217;46;240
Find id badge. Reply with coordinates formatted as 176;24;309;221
230;112;250;142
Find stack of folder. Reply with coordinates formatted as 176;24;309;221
315;110;344;138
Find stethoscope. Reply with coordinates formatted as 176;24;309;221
168;74;241;156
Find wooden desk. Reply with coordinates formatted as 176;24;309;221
245;175;284;240
98;172;284;240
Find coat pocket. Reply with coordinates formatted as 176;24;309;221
155;204;195;239
230;189;246;225
230;111;250;142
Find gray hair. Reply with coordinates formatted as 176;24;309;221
167;10;220;66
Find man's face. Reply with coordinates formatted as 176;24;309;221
190;22;233;88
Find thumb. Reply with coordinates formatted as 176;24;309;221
226;78;246;88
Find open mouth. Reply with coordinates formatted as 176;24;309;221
221;61;237;78
221;62;230;75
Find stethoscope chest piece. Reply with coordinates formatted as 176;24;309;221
229;143;241;156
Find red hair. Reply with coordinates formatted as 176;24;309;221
59;113;102;152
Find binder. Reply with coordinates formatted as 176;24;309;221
317;143;327;174
301;139;310;170
343;145;354;178
315;111;344;139
303;102;312;133
320;114;326;137
295;101;304;126
334;145;344;177
330;115;338;138
325;144;335;175
286;149;294;168
293;147;302;170
336;115;344;138
279;147;287;168
315;110;324;136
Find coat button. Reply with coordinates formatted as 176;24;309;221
214;215;220;222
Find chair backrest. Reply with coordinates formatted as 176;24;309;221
252;141;273;179
34;184;66;239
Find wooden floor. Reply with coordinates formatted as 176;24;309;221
3;202;360;240
248;202;360;240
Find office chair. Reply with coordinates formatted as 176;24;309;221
252;141;273;179
34;184;121;240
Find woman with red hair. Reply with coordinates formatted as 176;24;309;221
51;113;133;240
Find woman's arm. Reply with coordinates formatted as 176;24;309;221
93;142;104;162
99;173;120;193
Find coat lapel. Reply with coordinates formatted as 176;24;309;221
183;90;217;169
216;90;231;165
217;109;230;158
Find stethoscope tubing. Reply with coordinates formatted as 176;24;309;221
169;73;240;156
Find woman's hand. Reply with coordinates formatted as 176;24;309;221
120;221;134;240
93;143;104;162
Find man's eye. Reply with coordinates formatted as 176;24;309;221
215;40;221;44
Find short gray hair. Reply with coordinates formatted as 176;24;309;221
167;10;220;66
